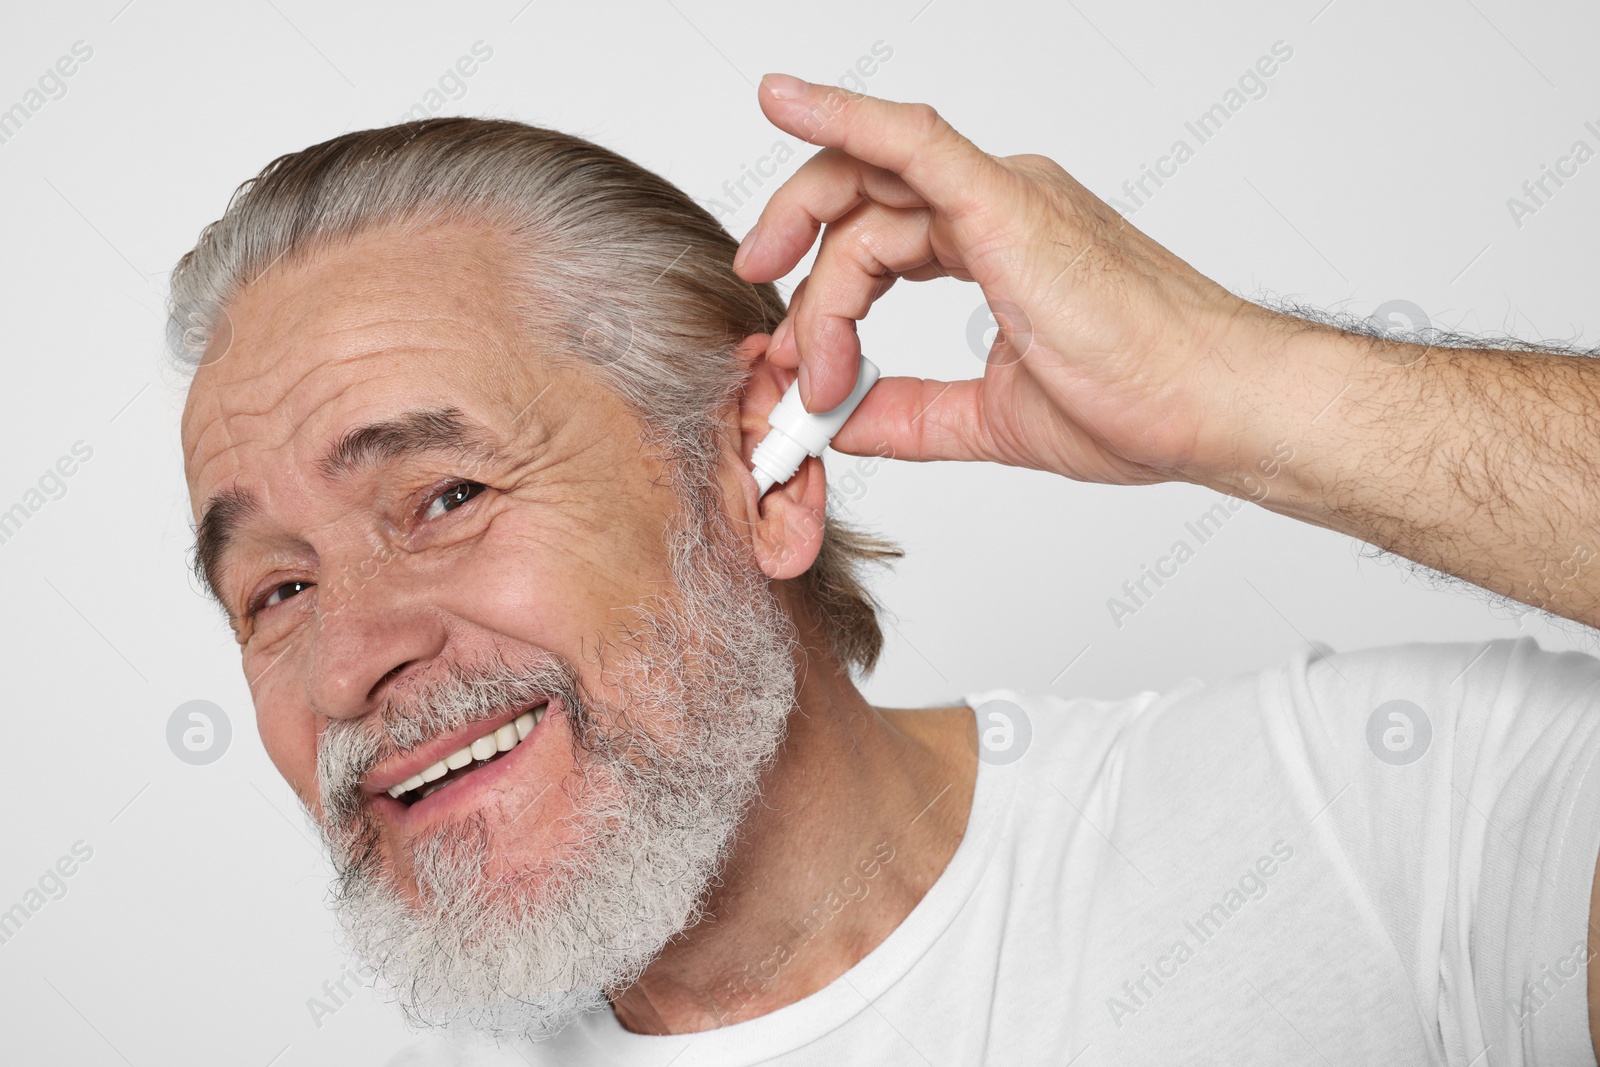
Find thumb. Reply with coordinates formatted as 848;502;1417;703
826;376;990;465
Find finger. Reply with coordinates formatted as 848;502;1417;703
778;201;938;411
767;270;897;393
765;275;808;370
827;376;991;465
734;147;924;284
755;74;995;223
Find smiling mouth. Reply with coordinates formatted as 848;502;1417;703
387;703;548;806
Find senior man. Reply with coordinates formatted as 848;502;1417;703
174;75;1600;1065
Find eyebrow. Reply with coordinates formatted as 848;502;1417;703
193;484;260;609
192;407;501;610
316;406;496;480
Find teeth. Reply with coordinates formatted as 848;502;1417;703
515;703;548;740
387;771;426;798
384;702;550;803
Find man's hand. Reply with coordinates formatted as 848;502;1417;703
732;72;1253;487
737;74;1600;635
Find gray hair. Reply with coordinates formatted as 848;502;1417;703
167;116;901;675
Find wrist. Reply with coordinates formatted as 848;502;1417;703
1183;302;1406;516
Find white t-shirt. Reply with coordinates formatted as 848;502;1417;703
387;637;1600;1066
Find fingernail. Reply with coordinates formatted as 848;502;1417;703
797;361;811;412
770;317;791;356
762;73;808;100
733;227;755;271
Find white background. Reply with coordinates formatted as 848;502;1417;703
1;0;1596;1063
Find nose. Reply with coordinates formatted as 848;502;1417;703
304;554;447;721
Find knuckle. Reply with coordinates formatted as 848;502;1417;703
1006;152;1056;174
1006;153;1071;193
906;102;943;139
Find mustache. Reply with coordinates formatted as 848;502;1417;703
315;649;586;832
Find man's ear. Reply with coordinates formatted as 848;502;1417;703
728;333;828;582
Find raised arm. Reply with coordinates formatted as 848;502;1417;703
1202;305;1600;631
734;74;1600;631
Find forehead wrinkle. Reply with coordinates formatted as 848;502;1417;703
187;384;320;524
185;345;345;507
188;337;421;483
184;229;531;475
283;275;520;373
188;335;539;522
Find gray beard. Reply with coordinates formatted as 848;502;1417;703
310;497;799;1044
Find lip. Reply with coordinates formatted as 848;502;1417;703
368;696;560;834
362;698;551;797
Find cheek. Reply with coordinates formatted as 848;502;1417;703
241;624;322;793
255;679;320;803
448;507;675;665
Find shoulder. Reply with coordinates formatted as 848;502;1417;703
1271;634;1600;754
954;636;1600;778
957;677;1210;779
1282;633;1600;697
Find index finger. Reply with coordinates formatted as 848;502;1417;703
741;76;995;412
753;74;994;221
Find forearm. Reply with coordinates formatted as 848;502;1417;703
1197;306;1600;630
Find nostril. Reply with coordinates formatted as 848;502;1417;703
368;660;413;703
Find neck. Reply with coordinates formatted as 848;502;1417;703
607;601;977;1034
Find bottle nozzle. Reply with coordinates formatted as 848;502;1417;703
749;355;881;497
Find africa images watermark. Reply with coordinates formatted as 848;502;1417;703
0;39;94;147
703;40;895;226
1106;440;1295;630
167;699;233;766
0;440;94;548
1513;539;1595;626
1365;699;1431;766
706;839;897;1024
397;40;494;123
1509;937;1596;1031
976;698;1033;766
1107;40;1295;218
0;840;95;948
1505;117;1600;230
307;959;380;1030
1104;838;1297;1028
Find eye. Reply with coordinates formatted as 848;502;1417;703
252;579;313;616
422;480;487;521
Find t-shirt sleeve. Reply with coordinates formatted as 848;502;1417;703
1275;635;1600;1067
